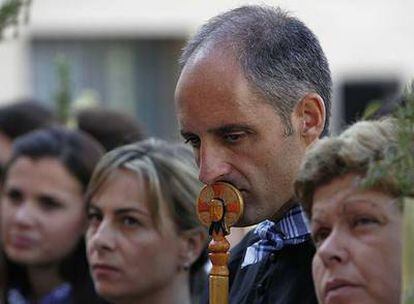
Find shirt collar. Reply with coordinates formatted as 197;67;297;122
241;203;310;268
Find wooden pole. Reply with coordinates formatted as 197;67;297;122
197;182;244;304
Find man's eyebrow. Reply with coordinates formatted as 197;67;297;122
180;124;254;136
180;130;195;139
213;124;255;135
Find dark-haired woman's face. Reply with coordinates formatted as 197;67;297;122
1;157;86;266
86;169;189;303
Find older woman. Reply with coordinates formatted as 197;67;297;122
295;118;402;304
85;138;208;304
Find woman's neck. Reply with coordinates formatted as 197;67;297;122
117;272;191;304
27;264;64;301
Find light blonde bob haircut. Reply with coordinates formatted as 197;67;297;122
85;138;208;298
295;118;402;217
86;137;203;232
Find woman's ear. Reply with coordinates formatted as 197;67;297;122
293;93;326;146
178;227;208;270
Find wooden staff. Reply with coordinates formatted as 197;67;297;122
197;182;244;304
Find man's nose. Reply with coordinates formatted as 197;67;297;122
317;228;350;268
197;143;232;185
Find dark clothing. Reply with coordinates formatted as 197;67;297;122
202;229;318;304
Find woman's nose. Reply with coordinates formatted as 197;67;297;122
13;203;37;227
88;220;116;253
317;228;350;267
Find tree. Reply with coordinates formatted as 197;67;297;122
0;0;32;40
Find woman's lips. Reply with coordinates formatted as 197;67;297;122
9;235;36;249
91;263;121;279
324;278;360;303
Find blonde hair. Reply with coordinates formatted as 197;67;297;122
295;118;400;217
85;138;208;298
86;137;203;231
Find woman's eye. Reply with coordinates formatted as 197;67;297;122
352;216;380;228
122;216;141;227
6;189;23;205
312;228;330;247
39;196;62;210
87;212;102;224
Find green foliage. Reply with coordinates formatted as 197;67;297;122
361;100;382;120
364;82;414;197
0;0;31;39
54;54;72;124
403;198;414;304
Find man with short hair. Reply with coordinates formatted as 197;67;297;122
175;5;331;304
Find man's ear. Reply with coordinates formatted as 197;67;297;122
293;93;326;146
178;227;208;270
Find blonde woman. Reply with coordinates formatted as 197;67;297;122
85;138;208;304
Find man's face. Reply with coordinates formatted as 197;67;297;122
175;49;306;226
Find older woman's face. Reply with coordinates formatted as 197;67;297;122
311;173;401;304
86;169;186;303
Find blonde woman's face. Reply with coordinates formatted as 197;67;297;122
86;169;184;303
311;173;401;304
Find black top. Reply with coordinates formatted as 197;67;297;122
201;230;318;304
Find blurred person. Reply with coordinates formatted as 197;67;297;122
175;5;331;303
76;107;145;152
85;138;208;304
295;119;402;304
1;127;105;304
0;100;57;171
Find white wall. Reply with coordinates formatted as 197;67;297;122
1;0;413;102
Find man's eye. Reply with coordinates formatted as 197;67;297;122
312;228;330;247
184;136;200;148
223;132;245;143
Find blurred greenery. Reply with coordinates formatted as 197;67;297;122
54;54;72;125
400;84;414;304
404;198;414;304
361;100;382;120
363;83;414;197
362;82;414;304
0;0;31;39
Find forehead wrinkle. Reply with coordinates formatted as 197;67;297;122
340;196;395;223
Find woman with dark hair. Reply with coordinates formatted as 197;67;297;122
85;138;208;304
1;127;105;304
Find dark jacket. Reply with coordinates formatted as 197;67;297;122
202;229;318;304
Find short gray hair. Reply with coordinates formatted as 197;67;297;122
180;5;332;136
295;118;401;217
